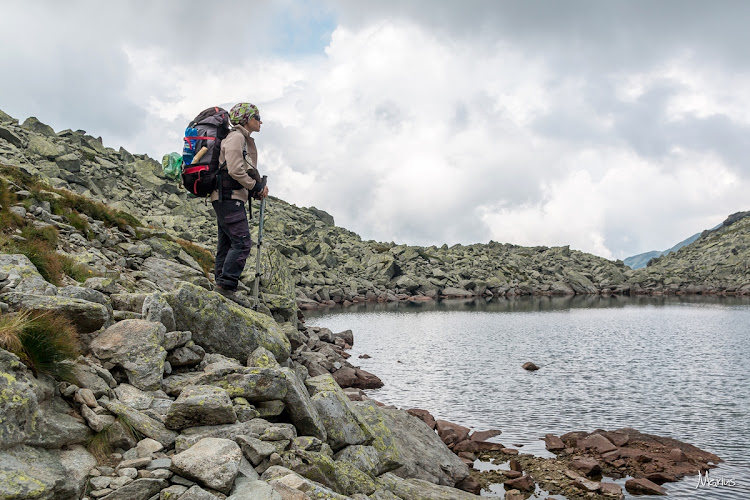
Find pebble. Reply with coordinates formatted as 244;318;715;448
117;467;138;479
109;476;133;489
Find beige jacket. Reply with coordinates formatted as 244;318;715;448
210;125;260;202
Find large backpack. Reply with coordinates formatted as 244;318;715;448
181;107;231;197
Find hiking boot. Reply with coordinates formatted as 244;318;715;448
215;285;254;309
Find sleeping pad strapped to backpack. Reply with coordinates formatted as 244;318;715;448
181;106;231;197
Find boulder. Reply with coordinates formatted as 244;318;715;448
0;349;43;448
349;401;402;475
435;420;471;444
228;479;282;500
0;125;23;147
544;434;566;451
165;385;237;430
141;291;176;332
378;472;483;500
27;135;64;158
166;282;291;362
333;445;381;477
261;466;349;499
21;117;56;136
504;474;535;491
89;319;166;391
281;368;327;441
167;344;205;367
55;153;81;173
625;477;666;495
0;254;56;295
101;398;177;447
577;433;617;454
176;485;223;499
69;361;112;398
278;449;376;496
0;292;111;342
0;445;97;500
141;257;208;291
387;410;470;486
170;437;243;494
174;418;275;453
407;409;436;429
91;478;168;500
331;366;383;389
304;374;368;450
168;365;288;401
247;346;281;368
24;399;91;448
570;457;601;476
238;435;277;466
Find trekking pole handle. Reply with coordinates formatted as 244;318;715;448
191;146;208;164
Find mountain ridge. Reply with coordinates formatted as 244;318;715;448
1;110;748;304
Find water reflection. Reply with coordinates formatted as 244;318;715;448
304;295;750;318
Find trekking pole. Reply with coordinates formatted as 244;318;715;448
252;177;267;311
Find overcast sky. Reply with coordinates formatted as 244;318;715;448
2;1;749;260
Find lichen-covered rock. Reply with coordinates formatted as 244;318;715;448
27;135;64;158
170;437;243;494
101;398;177;447
378;472;483;499
383;407;470;486
24;399;91;448
0;349;42;448
238;435;277;466
90;319;166;391
21;117;56;137
261;466;350;500
141;291;176;332
228;479;282;500
280;367;326;441
247;346;281;368
141;257;208;291
0;254;56;295
90;478;169;500
305;374;368;451
168;365;288;401
279;449;377;496
0;444;96;500
165;385;237;430
349;401;402;475
334;445;381;477
0;292;111;344
68;359;112;398
166;281;291;362
174;418;274;453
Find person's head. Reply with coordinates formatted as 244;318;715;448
229;102;262;133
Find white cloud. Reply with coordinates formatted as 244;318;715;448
2;2;749;260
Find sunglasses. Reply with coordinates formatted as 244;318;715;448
251;113;261;121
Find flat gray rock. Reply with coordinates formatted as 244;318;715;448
165;385;237;430
170;437;243;494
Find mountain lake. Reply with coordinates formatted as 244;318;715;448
305;295;750;499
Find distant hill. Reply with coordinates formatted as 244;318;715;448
629;211;750;295
624;232;704;269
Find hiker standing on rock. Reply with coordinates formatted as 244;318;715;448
212;102;268;303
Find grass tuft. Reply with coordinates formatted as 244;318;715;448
0;310;80;379
59;254;98;283
176;237;214;277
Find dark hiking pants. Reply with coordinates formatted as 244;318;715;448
212;199;252;291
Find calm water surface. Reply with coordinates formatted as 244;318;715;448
306;296;750;499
